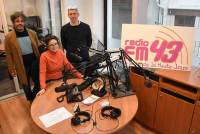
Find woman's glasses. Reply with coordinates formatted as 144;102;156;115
48;43;58;47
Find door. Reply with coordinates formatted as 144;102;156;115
130;71;159;129
154;89;195;134
190;101;200;134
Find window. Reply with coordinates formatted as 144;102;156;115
112;0;132;39
174;15;195;27
107;0;132;49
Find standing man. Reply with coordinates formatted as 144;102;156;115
4;11;40;101
61;6;92;72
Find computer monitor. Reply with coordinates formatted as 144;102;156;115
25;16;41;31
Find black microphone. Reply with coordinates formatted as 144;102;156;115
77;77;98;91
55;83;77;92
122;49;153;88
55;77;97;93
144;80;152;88
144;71;153;88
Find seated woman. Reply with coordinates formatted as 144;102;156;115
37;35;83;95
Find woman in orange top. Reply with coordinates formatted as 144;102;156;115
37;35;83;95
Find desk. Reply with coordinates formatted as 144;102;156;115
130;67;200;134
31;79;138;134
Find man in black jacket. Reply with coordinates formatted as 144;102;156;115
61;6;92;72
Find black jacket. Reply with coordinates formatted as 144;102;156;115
61;22;92;62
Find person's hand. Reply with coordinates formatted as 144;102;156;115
36;89;46;96
11;70;17;77
77;73;84;79
80;74;84;79
79;75;84;79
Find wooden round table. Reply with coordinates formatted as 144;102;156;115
31;79;138;134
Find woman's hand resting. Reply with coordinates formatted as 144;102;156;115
36;89;46;96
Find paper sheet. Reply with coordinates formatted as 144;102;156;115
82;95;100;105
39;107;73;128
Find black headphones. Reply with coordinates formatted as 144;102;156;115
71;111;91;126
91;77;107;97
101;106;121;119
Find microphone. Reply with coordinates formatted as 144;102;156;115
55;83;77;92
144;80;152;88
99;55;120;66
77;77;98;91
122;49;153;88
143;70;153;88
55;77;98;93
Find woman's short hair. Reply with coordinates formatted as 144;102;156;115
45;34;61;46
10;11;26;23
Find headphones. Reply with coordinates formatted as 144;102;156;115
67;86;83;103
91;77;107;97
71;111;91;126
101;106;121;119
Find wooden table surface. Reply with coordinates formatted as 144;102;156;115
31;79;138;134
155;67;200;89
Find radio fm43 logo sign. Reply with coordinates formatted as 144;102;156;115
123;26;192;70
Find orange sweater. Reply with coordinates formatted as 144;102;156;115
40;49;82;89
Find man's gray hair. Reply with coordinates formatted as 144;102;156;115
67;5;79;11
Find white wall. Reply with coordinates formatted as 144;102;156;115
107;0;113;49
0;16;5;43
35;0;50;30
92;0;104;44
61;0;93;26
3;0;23;26
21;0;37;16
3;0;38;26
49;0;62;37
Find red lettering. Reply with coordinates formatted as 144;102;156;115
123;39;149;46
150;40;167;62
150;40;183;63
136;47;148;61
125;40;129;45
161;41;183;62
124;46;135;55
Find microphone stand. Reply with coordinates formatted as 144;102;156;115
121;48;153;86
60;47;152;98
105;49;134;98
104;52;118;97
106;48;152;98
